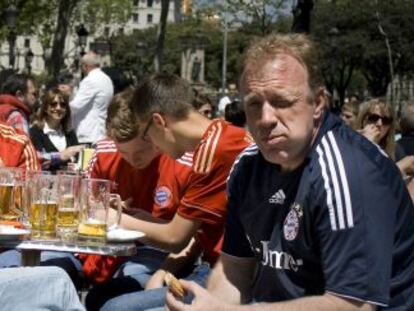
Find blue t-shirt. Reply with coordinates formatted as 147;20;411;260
223;112;414;309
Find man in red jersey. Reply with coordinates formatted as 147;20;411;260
82;90;196;310
98;74;252;311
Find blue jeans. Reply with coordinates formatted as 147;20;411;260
85;246;168;311
0;266;85;311
100;263;210;311
0;249;84;290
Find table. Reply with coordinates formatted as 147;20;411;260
0;239;137;266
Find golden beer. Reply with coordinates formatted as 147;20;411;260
78;220;106;241
0;183;22;220
30;201;58;238
57;208;79;227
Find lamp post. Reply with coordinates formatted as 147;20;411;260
76;24;89;58
221;0;228;96
136;41;146;81
25;48;34;75
5;4;18;69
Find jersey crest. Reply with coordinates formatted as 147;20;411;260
283;202;303;241
154;186;172;208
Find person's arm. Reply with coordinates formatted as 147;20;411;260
69;78;95;114
145;238;202;290
109;208;201;253
166;285;376;311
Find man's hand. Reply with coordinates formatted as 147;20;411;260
166;280;229;311
397;155;414;176
145;269;167;290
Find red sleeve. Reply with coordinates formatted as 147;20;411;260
179;122;251;225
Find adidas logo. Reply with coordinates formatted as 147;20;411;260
269;189;285;204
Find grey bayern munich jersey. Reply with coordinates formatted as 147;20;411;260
222;112;414;309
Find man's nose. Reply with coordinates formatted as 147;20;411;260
261;101;278;124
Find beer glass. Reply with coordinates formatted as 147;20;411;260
0;167;25;221
29;174;59;239
78;179;121;243
56;174;81;240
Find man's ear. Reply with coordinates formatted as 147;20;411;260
152;112;166;128
15;90;24;101
313;88;326;120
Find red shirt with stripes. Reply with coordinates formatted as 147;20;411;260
82;139;192;283
179;119;252;265
87;139;192;220
0;123;40;170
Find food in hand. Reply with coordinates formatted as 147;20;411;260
164;272;186;298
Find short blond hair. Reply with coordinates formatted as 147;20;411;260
106;88;138;142
241;33;323;93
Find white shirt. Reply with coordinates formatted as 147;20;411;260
218;96;232;115
70;68;114;144
43;122;67;151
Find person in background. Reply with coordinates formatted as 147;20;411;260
166;33;414;311
224;100;246;128
397;100;414;157
70;52;114;145
30;88;84;171
340;98;359;129
218;83;239;117
191;92;213;119
0;122;39;170
356;98;414;176
0;74;37;134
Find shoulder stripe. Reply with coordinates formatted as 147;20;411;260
194;122;222;174
316;131;354;231
327;132;354;227
177;158;192;167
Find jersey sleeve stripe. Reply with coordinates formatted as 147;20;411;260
321;136;346;230
204;122;222;174
197;124;215;173
226;144;259;183
181;200;223;218
327;131;354;228
316;145;338;231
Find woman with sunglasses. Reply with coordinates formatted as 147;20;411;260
356;98;414;177
29;88;84;171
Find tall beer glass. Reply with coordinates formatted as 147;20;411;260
29;174;59;239
56;174;81;240
0;167;24;221
78;179;121;243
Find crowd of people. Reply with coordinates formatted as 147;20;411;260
0;33;412;311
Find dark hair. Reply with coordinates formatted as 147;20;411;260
1;73;32;96
225;101;246;128
130;73;194;121
400;100;414;135
191;90;212;110
32;88;72;134
106;88;139;142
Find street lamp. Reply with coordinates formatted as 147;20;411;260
136;41;147;80
25;48;34;75
76;24;89;58
5;4;18;69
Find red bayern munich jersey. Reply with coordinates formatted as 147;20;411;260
0;122;39;170
179;119;253;265
87;139;193;220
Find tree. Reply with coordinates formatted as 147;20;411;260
154;0;170;72
291;0;314;33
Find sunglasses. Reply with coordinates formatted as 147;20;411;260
365;113;392;125
140;118;153;142
49;101;67;109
